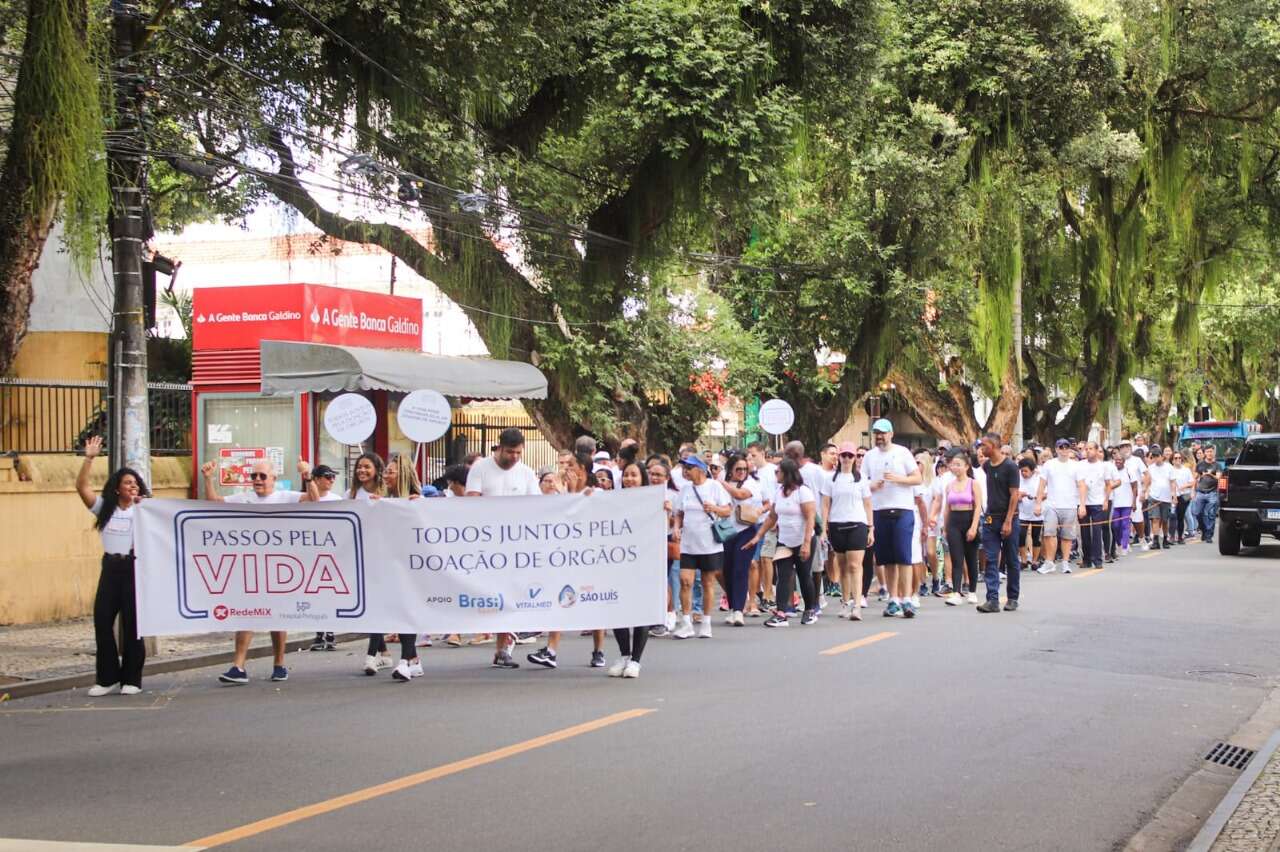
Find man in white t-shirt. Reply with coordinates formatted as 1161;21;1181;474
201;456;316;685
1036;439;1086;573
1120;441;1150;545
465;428;541;668
862;420;922;618
1077;442;1114;570
1146;450;1176;550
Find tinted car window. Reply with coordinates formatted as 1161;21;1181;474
1238;438;1280;467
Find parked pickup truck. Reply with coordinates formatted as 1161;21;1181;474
1219;433;1280;555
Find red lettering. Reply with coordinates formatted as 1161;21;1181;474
304;554;350;594
265;554;305;593
193;554;236;594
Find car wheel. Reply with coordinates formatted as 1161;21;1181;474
1218;523;1241;556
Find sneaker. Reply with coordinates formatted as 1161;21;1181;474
723;612;737;625
664;611;677;632
910;595;921;608
838;601;852;619
944;593;961;606
271;666;288;682
719;596;729;612
591;650;607;668
918;583;930;598
966;592;978;604
323;640;337;651
309;636;327;651
732;611;745;626
120;684;142;695
491;651;520;669
1037;563;1056;574
87;683;120;697
527;648;558;668
622;659;642;678
801;609;818;625
884;601;902;617
363;655;380;676
1141;541;1152;552
850;610;863;621
393;660;413;681
672;619;695;640
1003;600;1019;612
746;609;763;618
764;614;789;628
877;587;890;602
608;656;630;677
1061;563;1073;575
514;632;540;645
859;596;868;608
828;582;843;597
468;634;496;645
901;601;917;619
976;599;1001;613
218;666;249;685
648;625;670;638
697;619;713;639
446;634;463;647
375;654;393;670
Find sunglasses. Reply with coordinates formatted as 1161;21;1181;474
250;472;270;481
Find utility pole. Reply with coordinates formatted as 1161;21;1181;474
106;0;151;484
1108;390;1123;445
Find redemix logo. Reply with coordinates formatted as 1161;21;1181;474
213;604;229;621
213;605;272;620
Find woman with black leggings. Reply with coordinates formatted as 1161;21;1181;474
941;450;983;607
744;459;817;627
610;461;653;678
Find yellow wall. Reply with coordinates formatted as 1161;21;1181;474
10;331;108;380
0;455;190;625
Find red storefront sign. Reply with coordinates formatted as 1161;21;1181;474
193;284;423;351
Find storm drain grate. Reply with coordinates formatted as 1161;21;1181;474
1205;742;1256;770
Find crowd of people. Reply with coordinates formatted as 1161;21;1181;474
77;419;1224;695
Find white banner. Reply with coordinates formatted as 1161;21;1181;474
134;487;668;636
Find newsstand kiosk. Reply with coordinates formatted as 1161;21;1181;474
190;283;547;496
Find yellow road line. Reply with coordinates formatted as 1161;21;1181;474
1138;553;1159;559
1073;568;1104;578
820;631;898;656
186;708;656;849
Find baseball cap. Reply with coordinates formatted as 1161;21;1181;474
592;450;610;461
1118;437;1132;446
312;464;337;478
871;418;893;433
1055;439;1071;449
680;455;709;471
1133;446;1147;457
838;442;858;456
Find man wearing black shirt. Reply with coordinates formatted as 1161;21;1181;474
1190;446;1220;544
979;433;1022;613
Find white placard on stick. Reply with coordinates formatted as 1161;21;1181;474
323;393;377;445
396;389;451;443
758;399;795;435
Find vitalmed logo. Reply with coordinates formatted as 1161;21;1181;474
516;585;552;611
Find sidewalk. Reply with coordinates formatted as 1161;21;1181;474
0;617;321;684
1206;739;1280;852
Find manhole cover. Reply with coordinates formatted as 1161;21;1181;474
1187;670;1260;682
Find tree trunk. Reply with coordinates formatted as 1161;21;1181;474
982;353;1023;443
887;363;981;445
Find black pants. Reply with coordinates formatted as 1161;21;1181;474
1174;497;1189;540
613;627;649;662
94;555;145;688
945;510;979;593
774;546;817;614
1082;505;1106;567
862;546;876;597
368;632;417;660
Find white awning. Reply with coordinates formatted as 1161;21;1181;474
259;340;547;399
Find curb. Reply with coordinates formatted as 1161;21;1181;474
1186;729;1280;852
0;633;365;701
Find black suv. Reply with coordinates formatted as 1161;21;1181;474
1219;433;1280;555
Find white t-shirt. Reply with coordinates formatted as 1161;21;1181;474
862;443;918;511
316;492;343;502
1078;460;1112;506
1173;466;1194;497
773;485;816;548
1147;462;1175;503
973;466;989;512
1017;473;1043;520
726;476;764;533
911;484;927;536
756;463;777;505
799;462;831;516
225;490;304;504
677;478;731;555
464;456;540;496
350;487;378;502
1124;456;1148;496
90;497;136;556
932;471;956;519
1110;466;1134;509
1040;458;1082;509
822;473;871;524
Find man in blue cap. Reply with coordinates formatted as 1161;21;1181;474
863;419;923;617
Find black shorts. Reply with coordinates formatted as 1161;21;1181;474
1019;521;1042;547
827;521;869;553
680;552;723;573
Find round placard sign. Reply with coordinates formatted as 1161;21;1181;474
323;393;377;445
757;399;796;435
396;389;451;443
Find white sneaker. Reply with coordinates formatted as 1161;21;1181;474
120;685;142;695
87;683;120;697
1121;546;1130;557
376;653;393;670
1061;563;1073;574
1142;541;1152;552
608;656;630;677
838;602;852;619
672;618;695;639
966;592;978;604
409;660;424;678
723;612;737;625
697;619;713;639
911;595;921;608
819;596;828;610
664;611;677;631
392;660;413;682
622;659;641;678
944;593;961;606
732;611;745;626
363;655;379;675
1037;563;1056;574
859;596;868;608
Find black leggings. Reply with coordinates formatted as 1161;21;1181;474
945;510;979;593
862;546;876;597
94;555;145;688
774;545;818;614
368;632;418;660
1174;497;1189;540
613;627;649;662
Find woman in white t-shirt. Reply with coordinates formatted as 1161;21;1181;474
1017;459;1044;570
1171;452;1195;544
343;453;398;675
672;456;732;639
743;459;817;628
821;444;873;621
76;436;151;697
720;453;763;627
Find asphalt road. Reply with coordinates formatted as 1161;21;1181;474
3;538;1280;852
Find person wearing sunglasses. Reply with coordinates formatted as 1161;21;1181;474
720;453;763;627
1171;452;1193;544
200;454;318;685
821;443;873;621
672;456;732;639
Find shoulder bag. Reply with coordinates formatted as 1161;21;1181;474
693;483;739;543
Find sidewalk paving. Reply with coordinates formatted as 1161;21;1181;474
0;617;319;684
1210;743;1280;852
